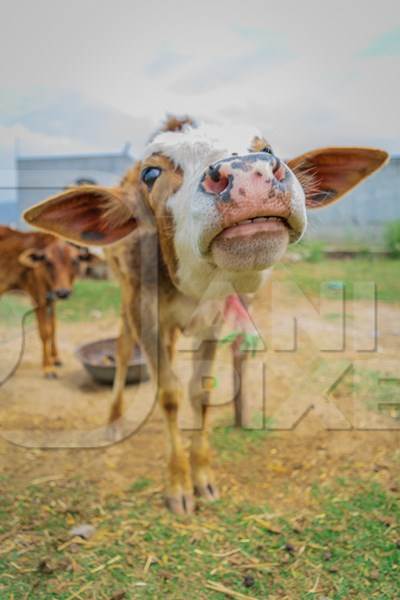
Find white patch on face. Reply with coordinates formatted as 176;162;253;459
144;123;307;299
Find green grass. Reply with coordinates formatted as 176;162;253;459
2;255;398;331
211;426;271;460
285;257;400;304
56;280;121;322
0;475;398;599
1;260;399;598
0;292;32;325
334;367;400;420
0;280;121;326
61;258;398;325
384;220;400;258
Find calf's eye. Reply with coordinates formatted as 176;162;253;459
141;167;162;188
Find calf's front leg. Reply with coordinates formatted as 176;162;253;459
189;339;219;501
159;381;194;515
49;304;62;366
35;303;57;379
126;301;194;515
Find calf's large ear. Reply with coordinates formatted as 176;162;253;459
23;186;137;246
287;147;389;209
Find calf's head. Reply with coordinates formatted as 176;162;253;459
19;240;92;299
24;120;388;298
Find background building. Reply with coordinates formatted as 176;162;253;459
0;201;18;228
4;151;399;246
306;155;400;248
15;145;133;229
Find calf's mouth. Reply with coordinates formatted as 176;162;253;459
207;211;292;271
215;215;291;241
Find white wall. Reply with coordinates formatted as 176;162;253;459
306;156;400;248
17;154;132;228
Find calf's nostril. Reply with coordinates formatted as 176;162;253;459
208;165;221;183
273;159;286;181
203;172;230;196
56;288;71;299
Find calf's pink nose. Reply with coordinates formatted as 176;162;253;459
201;153;287;204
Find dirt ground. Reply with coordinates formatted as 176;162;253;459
0;286;399;511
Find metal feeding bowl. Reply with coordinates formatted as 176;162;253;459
76;338;149;385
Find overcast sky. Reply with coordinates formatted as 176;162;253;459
0;0;399;200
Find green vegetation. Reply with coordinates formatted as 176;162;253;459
0;280;121;327
384;220;400;258
296;240;327;263
211;426;271;459
0;473;398;599
335;367;400;420
1;257;399;598
1;254;398;332
59;258;397;323
56;280;121;322
284;257;400;304
0;292;32;325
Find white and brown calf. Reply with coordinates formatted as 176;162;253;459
24;118;388;513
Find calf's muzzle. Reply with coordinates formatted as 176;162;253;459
201;152;288;207
55;288;71;299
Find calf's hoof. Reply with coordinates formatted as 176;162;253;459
194;482;220;501
165;492;195;515
54;359;63;367
192;466;220;501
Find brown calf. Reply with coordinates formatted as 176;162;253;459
24;117;388;513
0;226;91;378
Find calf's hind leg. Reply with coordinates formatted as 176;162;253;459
109;317;135;422
108;314;136;440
